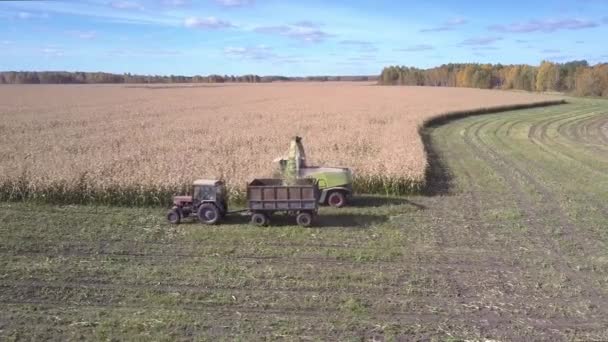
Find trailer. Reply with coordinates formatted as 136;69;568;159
247;178;319;227
167;178;319;227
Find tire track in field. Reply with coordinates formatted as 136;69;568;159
0;278;474;298
0;248;515;272
478;114;593;246
418;127;495;305
0;296;451;326
462;116;608;309
564;112;608;152
438;123;532;319
588;114;608;144
421;126;530;334
478;114;608;281
529;107;608;176
480;113;599;251
0;238;398;251
554;110;608;156
600;116;608;143
425;112;607;337
441;116;567;333
517;108;608;205
4;299;599;342
1;297;602;333
0;248;394;265
6;276;582;308
558;108;608;148
531;110;599;163
518;109;608;225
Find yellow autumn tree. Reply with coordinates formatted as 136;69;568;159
536;61;560;92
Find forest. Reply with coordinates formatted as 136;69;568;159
379;60;608;97
0;71;375;84
4;61;608;98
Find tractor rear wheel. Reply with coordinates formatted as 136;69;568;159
296;212;313;227
197;203;220;225
251;213;269;226
327;191;346;208
167;208;181;224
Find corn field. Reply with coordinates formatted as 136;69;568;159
0;83;560;205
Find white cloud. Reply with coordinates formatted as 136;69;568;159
471;46;499;51
224;45;275;60
420;17;468;32
41;47;65;57
460;36;503;46
17;12;32;19
162;0;190;6
347;55;377;62
396;44;434;52
15;11;49;19
541;48;560;53
445;17;467;26
69;31;97;40
339;40;378;52
184;16;234;29
215;0;254;7
544;55;574;62
109;1;144;10
224;45;305;64
254;22;331;43
489;18;598;33
107;49;181;57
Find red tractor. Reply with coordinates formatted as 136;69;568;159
167;179;228;225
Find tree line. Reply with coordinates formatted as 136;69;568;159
379;61;608;97
0;71;377;84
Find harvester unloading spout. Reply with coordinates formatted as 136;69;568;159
283;136;306;185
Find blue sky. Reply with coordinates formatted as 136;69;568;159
1;0;607;76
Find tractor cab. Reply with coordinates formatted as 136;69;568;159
192;179;227;211
193;179;225;203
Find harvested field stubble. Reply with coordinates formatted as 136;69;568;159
0;83;561;205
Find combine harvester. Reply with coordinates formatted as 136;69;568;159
274;136;353;207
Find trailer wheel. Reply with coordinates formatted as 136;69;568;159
197;203;220;225
251;213;269;226
327;191;346;208
167;208;181;224
296;212;313;227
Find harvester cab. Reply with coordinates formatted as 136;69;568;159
167;179;228;225
274;136;353;207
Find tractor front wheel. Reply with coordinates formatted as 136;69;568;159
296;212;313;227
251;213;269;226
167;208;181;224
197;203;220;225
327;191;347;208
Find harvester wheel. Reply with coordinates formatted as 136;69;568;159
327;191;346;208
167;208;181;224
197;203;220;225
251;213;269;226
296;212;313;227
